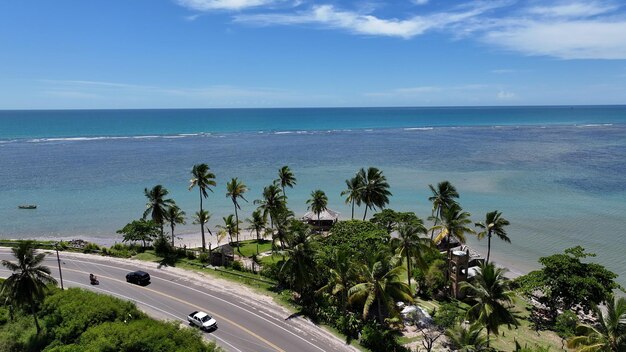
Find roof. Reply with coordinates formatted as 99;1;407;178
302;208;340;221
195;311;208;319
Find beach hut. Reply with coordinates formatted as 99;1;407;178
211;243;234;266
302;208;340;232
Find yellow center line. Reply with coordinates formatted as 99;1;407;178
65;268;285;352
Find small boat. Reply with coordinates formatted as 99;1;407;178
18;205;37;209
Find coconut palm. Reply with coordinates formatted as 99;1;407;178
189;163;216;252
341;174;364;220
316;248;354;313
277;165;296;197
226;177;248;251
0;241;57;334
461;262;519;347
348;253;413;322
306;189;328;233
143;185;174;237
445;323;489;352
166;204;186;247
476;210;511;264
246;209;267;255
254;182;285;232
273;205;294;254
433;202;474;281
217;214;239;246
567;294;626;352
359;167;392;220
428;181;459;241
280;221;316;300
391;220;429;291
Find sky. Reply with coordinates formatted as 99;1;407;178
1;0;625;109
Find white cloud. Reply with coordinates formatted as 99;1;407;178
483;20;626;59
176;0;278;11
234;3;497;38
412;0;429;5
497;90;516;99
526;1;618;18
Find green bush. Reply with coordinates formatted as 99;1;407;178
359;321;406;352
433;301;465;329
82;243;100;254
198;252;210;263
186;250;197;260
231;260;244;272
554;310;578;338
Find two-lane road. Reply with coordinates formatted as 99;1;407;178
0;247;354;352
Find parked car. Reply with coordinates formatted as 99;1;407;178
188;311;218;331
126;270;150;285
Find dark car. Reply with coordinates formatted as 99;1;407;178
126;271;150;285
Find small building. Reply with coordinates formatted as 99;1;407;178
211;243;234;266
450;249;470;299
302;208;340;231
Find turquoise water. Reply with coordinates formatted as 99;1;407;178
1;106;625;284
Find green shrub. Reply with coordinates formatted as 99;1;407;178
359;321;406;352
231;260;244;272
82;243;100;254
186;250;197;260
433;302;465;329
198;252;210;263
554;310;578;338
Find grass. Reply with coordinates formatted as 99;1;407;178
235;239;273;258
260;253;284;266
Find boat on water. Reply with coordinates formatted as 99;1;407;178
18;205;37;209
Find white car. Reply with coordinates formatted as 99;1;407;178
187;311;218;331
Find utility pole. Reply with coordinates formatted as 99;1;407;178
55;243;64;290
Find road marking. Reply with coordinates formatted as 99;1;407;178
62;268;284;352
61;256;328;352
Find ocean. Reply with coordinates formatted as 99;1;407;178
1;106;625;284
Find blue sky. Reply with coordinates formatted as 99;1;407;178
1;0;625;109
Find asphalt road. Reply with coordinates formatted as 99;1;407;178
0;247;354;352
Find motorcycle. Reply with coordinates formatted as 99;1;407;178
89;274;99;285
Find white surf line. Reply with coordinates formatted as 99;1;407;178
59;256;331;352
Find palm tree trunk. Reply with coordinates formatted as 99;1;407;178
377;295;383;323
430;208;440;241
256;229;260;255
351;199;355;220
406;250;412;292
31;305;40;334
362;206;368;221
317;213;321;234
200;191;206;252
234;204;241;255
486;232;492;264
171;223;175;247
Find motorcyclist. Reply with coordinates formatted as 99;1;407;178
89;273;96;282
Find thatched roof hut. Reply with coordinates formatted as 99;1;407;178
302;208;340;231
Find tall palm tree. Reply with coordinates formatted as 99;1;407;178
254;182;285;232
277;165;296;197
280;221;316;300
391;220;429;291
273;205;294;254
568;294;626;352
217;214;239;246
428;181;459;241
246;209;267;255
348;253;413;322
143;185;174;238
316;248;354;313
461;262;519;347
341;174;364;220
189;163;216;252
433;203;474;281
306;189;328;233
359;167;392;220
226;177;248;250
476;210;511;264
1;241;57;334
166;204;186;247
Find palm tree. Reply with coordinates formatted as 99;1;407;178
445;323;489;352
246;209;267;255
226;177;248;251
217;214;239;246
192;210;212;240
348;253;413;322
568;294;626;352
461;262;519;347
306;189;328;233
254;182;285;232
143;185;174;237
433;203;474;281
359;167;392;220
428;181;459;241
189;163;216;252
277;165;296;197
280;221;316;301
476;210;511;264
273;205;294;254
166;205;186;247
341;174;364;220
1;241;58;334
316;248;354;313
391;220;429;291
